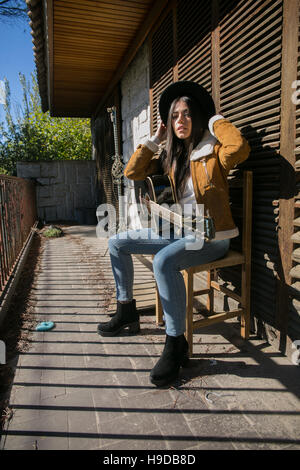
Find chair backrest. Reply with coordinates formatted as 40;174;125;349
228;171;253;260
242;171;253;264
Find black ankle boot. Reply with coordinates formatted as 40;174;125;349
150;334;189;387
97;300;139;336
107;301;121;317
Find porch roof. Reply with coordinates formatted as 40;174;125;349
26;0;167;118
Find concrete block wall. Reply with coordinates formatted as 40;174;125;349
17;161;98;224
121;42;151;229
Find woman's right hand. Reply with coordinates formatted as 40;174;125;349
155;120;167;142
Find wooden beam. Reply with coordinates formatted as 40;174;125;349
193;288;210;296
45;0;54;115
210;281;242;303
94;0;169;116
192;309;243;329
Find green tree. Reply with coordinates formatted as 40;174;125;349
0;1;28;24
0;73;92;175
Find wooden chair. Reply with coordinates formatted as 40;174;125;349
155;171;253;356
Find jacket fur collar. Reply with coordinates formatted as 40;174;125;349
189;129;217;161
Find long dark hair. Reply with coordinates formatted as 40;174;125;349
161;96;206;200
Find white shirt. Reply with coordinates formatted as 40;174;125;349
179;176;196;216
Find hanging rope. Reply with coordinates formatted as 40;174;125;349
111;153;124;184
107;106;126;232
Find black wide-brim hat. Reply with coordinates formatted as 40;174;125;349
159;80;215;125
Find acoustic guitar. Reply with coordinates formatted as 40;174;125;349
139;174;216;241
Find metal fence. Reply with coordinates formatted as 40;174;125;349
0;175;37;296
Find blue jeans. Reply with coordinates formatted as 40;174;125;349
108;228;230;337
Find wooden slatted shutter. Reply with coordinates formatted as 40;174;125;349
218;0;284;334
150;1;213;130
150;11;174;135
177;0;212;92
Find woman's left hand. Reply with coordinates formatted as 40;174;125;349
155;120;167;142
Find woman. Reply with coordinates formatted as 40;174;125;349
97;81;250;387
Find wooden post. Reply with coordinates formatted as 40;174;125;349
276;0;299;353
241;172;253;339
184;269;194;356
211;0;220;112
148;36;154;137
172;1;178;82
155;287;164;326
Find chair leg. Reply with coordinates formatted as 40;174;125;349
155;286;164;326
241;263;250;339
184;269;194;357
153;254;164;326
207;269;215;313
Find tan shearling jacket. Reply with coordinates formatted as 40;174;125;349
124;116;251;240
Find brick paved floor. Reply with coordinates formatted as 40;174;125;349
1;225;300;450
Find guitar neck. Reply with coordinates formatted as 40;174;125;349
141;198;202;235
140;173;214;239
148;200;183;227
112;110;120;156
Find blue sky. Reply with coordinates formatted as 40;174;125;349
0;17;36;123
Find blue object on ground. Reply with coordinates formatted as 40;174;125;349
35;321;55;331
